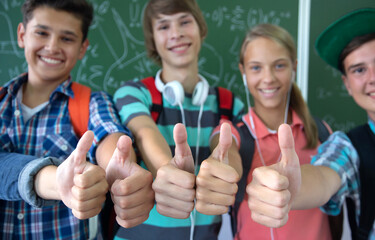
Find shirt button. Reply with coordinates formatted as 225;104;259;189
14;110;21;117
17;213;24;220
61;145;68;151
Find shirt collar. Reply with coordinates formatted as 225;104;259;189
242;108;303;139
368;117;375;134
3;73;75;101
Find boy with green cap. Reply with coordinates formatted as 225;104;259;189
244;8;375;240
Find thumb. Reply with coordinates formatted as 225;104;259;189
114;135;133;176
277;124;301;199
172;123;195;173
213;122;232;164
73;130;94;174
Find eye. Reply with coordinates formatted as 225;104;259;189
157;24;169;31
353;67;365;74
61;36;74;42
181;19;192;26
275;63;286;70
250;65;261;72
35;30;48;37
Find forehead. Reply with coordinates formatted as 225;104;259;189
152;12;193;24
27;7;83;36
344;39;375;68
244;37;290;62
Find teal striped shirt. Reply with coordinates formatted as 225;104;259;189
114;78;244;240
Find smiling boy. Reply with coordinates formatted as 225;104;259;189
0;0;153;239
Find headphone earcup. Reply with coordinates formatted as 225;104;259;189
164;81;184;106
192;78;209;106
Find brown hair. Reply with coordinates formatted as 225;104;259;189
142;0;207;65
21;0;93;42
338;32;375;75
239;24;319;148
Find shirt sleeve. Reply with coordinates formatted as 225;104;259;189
311;131;360;216
113;81;153;125
88;91;133;163
0;152;37;201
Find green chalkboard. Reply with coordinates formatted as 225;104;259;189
1;0;373;131
0;0;298;108
308;0;375;132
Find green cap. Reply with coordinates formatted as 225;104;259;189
315;8;375;71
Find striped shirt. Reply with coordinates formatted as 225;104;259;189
0;73;130;240
114;78;244;240
311;118;375;239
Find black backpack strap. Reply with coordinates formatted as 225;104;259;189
313;116;330;143
346;124;375;240
230;121;255;236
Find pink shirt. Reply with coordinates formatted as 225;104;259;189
234;109;331;240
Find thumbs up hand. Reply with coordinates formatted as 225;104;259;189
247;124;301;228
57;131;109;219
152;123;196;219
106;135;154;228
196;123;240;215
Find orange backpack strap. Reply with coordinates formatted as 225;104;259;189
68;82;91;138
141;77;163;122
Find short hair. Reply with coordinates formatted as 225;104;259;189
143;0;207;65
21;0;93;42
338;33;375;75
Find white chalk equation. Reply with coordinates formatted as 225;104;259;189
0;0;295;99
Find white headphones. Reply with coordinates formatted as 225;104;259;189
155;70;209;106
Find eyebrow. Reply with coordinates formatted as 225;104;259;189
33;24;79;38
155;13;191;25
347;63;364;72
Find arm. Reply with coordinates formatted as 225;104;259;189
293;164;341;210
127;115;172;177
195;123;241;215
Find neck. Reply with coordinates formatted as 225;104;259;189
253;106;291;131
161;64;199;94
22;81;59;108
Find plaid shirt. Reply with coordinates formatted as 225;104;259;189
311;118;375;239
0;73;130;240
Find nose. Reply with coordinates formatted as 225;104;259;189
170;23;183;40
45;36;60;53
369;64;375;84
262;68;275;83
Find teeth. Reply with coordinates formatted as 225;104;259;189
261;88;277;93
172;45;188;51
41;57;61;64
370;92;375;96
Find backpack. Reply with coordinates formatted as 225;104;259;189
346;124;375;240
141;76;234;122
0;82;91;138
231;116;343;239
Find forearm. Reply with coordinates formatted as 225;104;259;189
96;132;127;169
293;164;341;210
34;165;59;200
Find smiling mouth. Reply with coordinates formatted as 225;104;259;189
40;56;62;65
260;88;278;94
169;43;191;52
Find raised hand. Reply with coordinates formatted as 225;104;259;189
196;123;240;215
56;131;109;219
152;123;196;219
106;135;154;228
247;124;301;228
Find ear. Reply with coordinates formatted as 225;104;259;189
17;23;26;49
342;74;352;96
238;63;244;75
78;39;89;60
